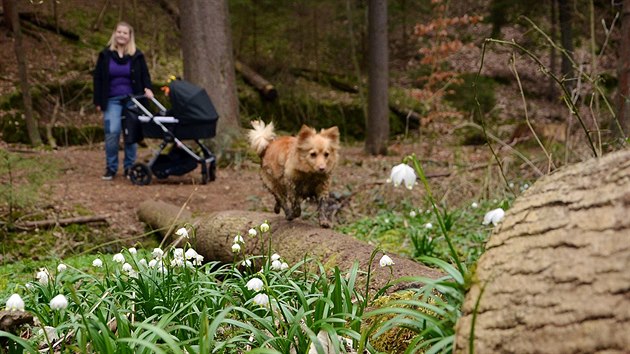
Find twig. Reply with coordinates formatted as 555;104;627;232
19;215;108;229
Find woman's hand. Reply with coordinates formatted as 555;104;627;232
144;88;154;100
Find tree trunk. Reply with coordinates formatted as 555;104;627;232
454;148;630;353
2;0;13;31
548;0;558;100
136;200;443;293
365;0;389;156
558;0;574;92
179;0;240;137
614;0;630;139
10;0;42;147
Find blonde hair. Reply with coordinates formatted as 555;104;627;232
107;21;137;55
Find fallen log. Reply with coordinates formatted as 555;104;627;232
235;60;278;101
137;200;443;292
454;148;630;353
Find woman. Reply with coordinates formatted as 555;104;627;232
93;21;153;180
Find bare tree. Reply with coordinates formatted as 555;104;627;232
365;0;389;156
9;0;42;146
615;0;630;139
179;0;240;136
558;0;574;92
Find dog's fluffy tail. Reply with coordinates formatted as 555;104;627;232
248;120;276;156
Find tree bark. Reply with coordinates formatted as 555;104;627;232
365;0;389;156
179;0;240;137
614;0;630;139
10;0;42;147
137;200;443;293
2;0;13;31
454;148;630;353
558;0;575;92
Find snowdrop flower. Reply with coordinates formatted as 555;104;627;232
138;258;148;267
185;248;198;260
175;227;189;238
252;293;270;307
92;258;103;268
483;208;505;226
425;222;433;229
170;258;185;268
193;254;204;266
509;182;514;188
122;263;133;273
113;253;125;263
280;262;289;271
57;263;67;272
148;259;158;268
36;268;49;285
25;283;33;290
128;247;137;255
260;222;270;233
38;326;59;342
409;210;417;218
387;163;417;189
246;277;264;292
271;253;281;261
234;234;244;243
173;248;184;259
5;294;25;311
379;255;394;267
241;259;252;267
271;260;282;270
232;243;241;253
471;202;479;209
248;228;257;237
50;294;68;310
152;248;164;259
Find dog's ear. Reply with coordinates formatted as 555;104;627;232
297;125;316;141
320;126;340;143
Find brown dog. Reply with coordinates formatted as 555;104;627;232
248;120;340;228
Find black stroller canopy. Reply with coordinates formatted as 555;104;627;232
168;80;219;123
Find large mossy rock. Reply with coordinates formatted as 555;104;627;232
454;149;630;353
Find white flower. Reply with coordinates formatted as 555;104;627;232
38;326;59;342
232;243;241;253
234;234;244;243
425;222;433;229
173;248;184;259
387;163;417;189
271;253;281;261
271;260;282;270
152;248;164;259
49;294;68;310
509;182;514;188
57;263;67;272
171;258;185;268
241;259;252;267
193;254;204;266
260;222;270;233
122;263;133;273
409;210;417;217
185;248;198;260
248;228;257;237
471;202;479;208
36;268;49;285
148;259;158;268
25;283;33;290
5;294;25;311
113;253;125;263
92;258;103;268
128;247;137;255
252;293;269;307
280;262;289;271
246;277;264;292
379;255;394;267
483;208;505;226
138;258;148;267
176;227;189;238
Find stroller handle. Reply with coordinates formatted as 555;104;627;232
127;95;169;117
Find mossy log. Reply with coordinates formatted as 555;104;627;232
454;148;630;353
235;60;278;101
137;200;443;292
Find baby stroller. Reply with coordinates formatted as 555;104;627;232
122;79;218;186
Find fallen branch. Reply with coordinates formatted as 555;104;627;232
235;60;278;101
20;215;108;229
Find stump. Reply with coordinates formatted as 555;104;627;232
137;201;443;292
454;149;630;353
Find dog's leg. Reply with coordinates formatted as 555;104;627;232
317;196;333;228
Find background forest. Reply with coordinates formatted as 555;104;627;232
0;0;629;353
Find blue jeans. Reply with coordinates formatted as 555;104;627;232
103;96;136;173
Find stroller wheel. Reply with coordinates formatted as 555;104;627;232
129;163;152;186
